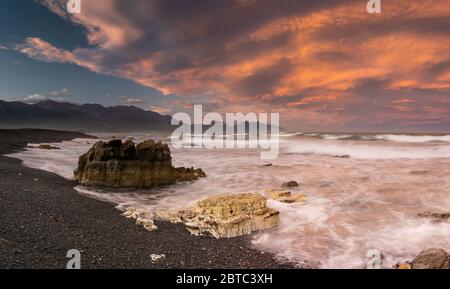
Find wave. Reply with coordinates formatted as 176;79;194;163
284;141;450;159
373;134;450;143
300;133;450;143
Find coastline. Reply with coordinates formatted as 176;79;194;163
0;129;296;269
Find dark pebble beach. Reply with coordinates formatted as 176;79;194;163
0;129;296;269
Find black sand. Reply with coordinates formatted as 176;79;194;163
0;129;295;269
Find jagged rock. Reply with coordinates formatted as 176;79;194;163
282;181;299;188
156;193;280;238
74;139;205;188
418;212;450;220
154;209;197;224
267;190;306;204
137;218;158;232
411;248;449;269
122;207;158;231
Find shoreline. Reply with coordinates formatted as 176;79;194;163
0;129;297;269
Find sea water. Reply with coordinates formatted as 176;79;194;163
9;132;450;268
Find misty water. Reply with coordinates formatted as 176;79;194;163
9;133;450;268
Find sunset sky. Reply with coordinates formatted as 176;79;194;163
1;0;449;132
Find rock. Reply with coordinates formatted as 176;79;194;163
333;154;350;158
37;144;60;150
74;139;205;188
123;207;150;219
397;263;412;269
122;207;158;232
137;218;158;232
282;181;299;188
154;209;196;224
410;170;429;175
418;212;450;220
267;190;306;204
411;248;449;269
262;163;273;167
157;193;280;238
174;167;206;181
150;254;166;262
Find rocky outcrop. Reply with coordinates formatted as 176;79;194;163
267;190;306;204
74;139;205;188
396;248;449;269
157;193;280;238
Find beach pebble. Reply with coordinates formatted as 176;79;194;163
150;254;166;263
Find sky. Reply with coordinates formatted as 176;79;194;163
0;0;449;132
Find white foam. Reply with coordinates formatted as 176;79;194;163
7;133;450;268
284;140;450;159
374;134;450;143
315;133;450;143
8;138;94;179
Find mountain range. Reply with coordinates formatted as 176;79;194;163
0;100;173;132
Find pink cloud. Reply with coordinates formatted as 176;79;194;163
12;0;450;131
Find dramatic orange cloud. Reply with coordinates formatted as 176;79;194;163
13;0;450;131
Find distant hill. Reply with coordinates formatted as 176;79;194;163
0;100;173;132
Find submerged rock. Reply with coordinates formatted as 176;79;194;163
282;181;299;188
74;139;205;188
332;154;350;158
418;211;450;220
157;193;280;238
35;144;60;150
267;190;306;204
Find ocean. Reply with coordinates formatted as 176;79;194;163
9;132;450;268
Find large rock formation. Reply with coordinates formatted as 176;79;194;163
74;139;205;188
156;193;280;238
